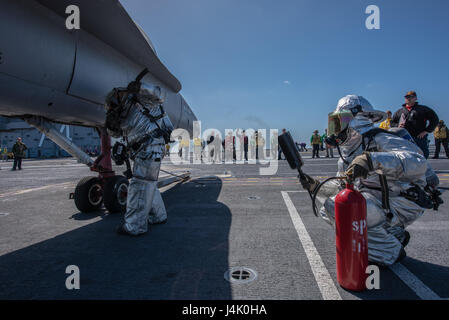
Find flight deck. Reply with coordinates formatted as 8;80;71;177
0;152;448;300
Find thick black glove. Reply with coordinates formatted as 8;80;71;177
345;153;371;180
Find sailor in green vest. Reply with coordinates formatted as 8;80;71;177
12;137;27;171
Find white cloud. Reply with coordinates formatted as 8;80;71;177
283;80;291;85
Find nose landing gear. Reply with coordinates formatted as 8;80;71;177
103;175;129;213
25;116;129;214
73;176;104;212
72;129;129;214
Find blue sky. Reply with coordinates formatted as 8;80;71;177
121;0;449;143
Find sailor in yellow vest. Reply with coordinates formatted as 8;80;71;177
379;110;392;130
310;130;321;158
193;137;202;162
178;137;190;160
165;144;170;157
433;120;449;159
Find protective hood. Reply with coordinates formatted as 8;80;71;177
329;95;386;138
329;95;386;159
334;95;386;122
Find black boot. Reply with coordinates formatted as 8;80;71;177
116;224;139;236
394;247;407;264
150;219;167;225
401;231;410;248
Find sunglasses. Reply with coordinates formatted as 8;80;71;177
405;95;416;99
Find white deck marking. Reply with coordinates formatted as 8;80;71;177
284;190;443;300
281;190;442;300
0;182;74;198
281;191;342;300
0;164;85;170
389;263;442;300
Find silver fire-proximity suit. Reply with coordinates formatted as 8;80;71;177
318;95;439;266
105;84;174;235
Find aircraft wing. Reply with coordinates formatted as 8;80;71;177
37;0;182;93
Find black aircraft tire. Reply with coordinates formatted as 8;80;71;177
74;176;103;213
103;175;129;214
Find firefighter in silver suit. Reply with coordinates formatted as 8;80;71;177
105;83;174;236
311;95;440;266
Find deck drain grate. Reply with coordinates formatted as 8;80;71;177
224;267;257;284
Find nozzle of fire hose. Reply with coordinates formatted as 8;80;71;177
299;173;319;193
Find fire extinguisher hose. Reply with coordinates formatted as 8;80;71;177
310;176;347;217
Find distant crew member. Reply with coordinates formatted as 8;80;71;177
323;129;334;158
214;133;222;163
177;136;183;158
181;137;190;161
433;120;449;159
278;128;287;159
379;110;392;130
320;131;326;151
257;131;265;160
1;146;8;161
193;136;202;161
242;130;248;161
233;135;237;161
225;131;234;162
206;131;215;161
165;143;170;157
310;130;321;158
271;131;278;159
235;129;247;162
12;137;27;171
391;91;439;159
249;132;256;161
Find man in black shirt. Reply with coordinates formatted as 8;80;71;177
390;90;439;159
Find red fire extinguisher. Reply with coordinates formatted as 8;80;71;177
335;183;368;291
